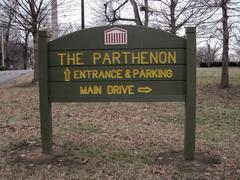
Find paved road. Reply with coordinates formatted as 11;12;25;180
0;70;33;85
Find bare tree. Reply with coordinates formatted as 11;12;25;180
129;0;143;25
51;0;58;39
1;0;51;82
58;22;81;37
200;0;240;88
94;0;216;34
150;0;216;35
100;0;149;26
197;42;221;66
0;1;17;68
143;0;149;26
19;29;31;70
220;0;230;88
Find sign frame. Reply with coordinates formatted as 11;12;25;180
38;26;196;160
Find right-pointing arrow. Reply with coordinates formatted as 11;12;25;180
138;86;152;94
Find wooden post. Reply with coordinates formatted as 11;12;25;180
184;27;196;160
38;31;53;154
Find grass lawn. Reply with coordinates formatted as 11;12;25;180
0;67;240;179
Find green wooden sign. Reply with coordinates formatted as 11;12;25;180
38;25;196;160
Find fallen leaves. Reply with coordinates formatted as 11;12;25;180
0;68;239;179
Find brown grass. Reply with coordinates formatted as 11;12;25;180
0;67;240;179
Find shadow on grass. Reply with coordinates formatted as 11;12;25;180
60;142;154;165
1;139;224;176
152;149;223;173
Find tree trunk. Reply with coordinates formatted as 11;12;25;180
220;0;229;88
129;0;143;26
23;51;28;70
4;20;11;68
23;32;29;70
170;0;177;34
144;0;149;26
32;33;39;83
51;0;59;39
5;38;11;68
23;31;30;70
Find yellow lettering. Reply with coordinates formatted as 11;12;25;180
167;69;173;78
168;52;176;64
76;53;84;65
92;70;98;79
103;53;112;64
57;52;86;65
132;52;140;64
159;52;167;64
93;52;101;64
122;52;130;64
132;69;140;78
128;85;134;94
146;69;153;77
141;52;149;64
73;70;79;79
57;53;66;65
130;68;174;79
80;86;102;95
107;85;134;95
149;52;158;64
67;53;75;65
116;70;123;79
112;52;121;64
91;51;177;65
80;86;88;94
79;70;86;79
159;69;167;78
139;69;147;78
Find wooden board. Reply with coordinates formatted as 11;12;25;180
48;25;186;51
48;65;186;82
48;49;186;66
49;81;185;102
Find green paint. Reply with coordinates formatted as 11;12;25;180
38;31;53;154
38;25;196;160
49;81;185;102
48;25;185;51
49;65;186;82
184;27;196;160
48;49;186;66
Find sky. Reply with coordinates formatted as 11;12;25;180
56;0;209;37
56;0;240;59
56;0;193;45
58;0;97;29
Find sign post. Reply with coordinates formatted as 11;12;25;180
38;25;196;160
184;27;196;160
39;31;53;154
